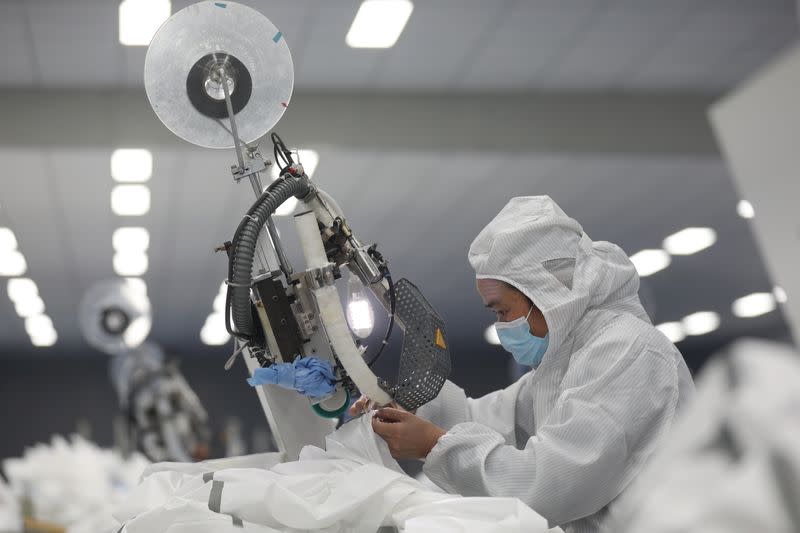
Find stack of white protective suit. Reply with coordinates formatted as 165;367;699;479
608;339;800;533
2;434;149;533
0;475;21;532
113;415;561;533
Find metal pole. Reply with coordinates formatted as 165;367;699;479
266;216;293;276
220;67;245;171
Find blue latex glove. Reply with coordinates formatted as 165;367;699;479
247;356;336;398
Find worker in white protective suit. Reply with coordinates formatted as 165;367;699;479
350;195;695;533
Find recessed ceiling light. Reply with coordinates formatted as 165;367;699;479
25;314;55;338
201;313;230;345
14;295;46;318
111;149;153;182
737;200;755;219
682;311;720;336
124;277;148;296
113;227;150;252
119;0;171;46
0;250;27;276
271;149;319;180
774;286;788;304
656;322;686;343
113;251;149;276
629;249;671;277
31;328;57;347
123;316;152;348
274;197;298;216
346;0;413;49
484;324;500;345
213;292;226;314
0;228;17;251
663;227;717;256
7;278;38;302
111;185;151;216
732;292;776;318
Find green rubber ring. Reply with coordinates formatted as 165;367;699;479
312;389;350;418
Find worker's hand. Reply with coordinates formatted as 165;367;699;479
348;394;375;416
372;407;446;459
348;395;415;417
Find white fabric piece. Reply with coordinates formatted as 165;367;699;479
607;339;800;533
416;196;695;533
113;415;558;533
1;434;148;533
0;476;21;532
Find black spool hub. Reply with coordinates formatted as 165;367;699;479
186;52;252;119
101;306;131;335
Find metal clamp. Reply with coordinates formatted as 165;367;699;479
302;264;337;290
230;156;268;183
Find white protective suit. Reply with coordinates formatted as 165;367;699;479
113;415;560;533
416;196;695;533
608;339;800;533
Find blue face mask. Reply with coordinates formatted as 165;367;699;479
495;306;550;368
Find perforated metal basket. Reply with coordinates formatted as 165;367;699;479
384;279;452;411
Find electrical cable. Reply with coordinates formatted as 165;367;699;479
365;267;396;368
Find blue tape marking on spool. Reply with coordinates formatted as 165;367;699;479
273;31;283;43
215;3;227;8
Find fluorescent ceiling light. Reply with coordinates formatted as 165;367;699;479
629;249;671;277
111;185;151;216
201;313;230;345
656;322;686;343
484;324;500;345
682;311;720;336
7;278;38;302
25;314;55;338
0;228;17;251
111;149;153;182
663;227;717;256
213;292;226;314
774;286;788;304
737;199;755;219
346;0;413;49
0;250;27;276
119;0;171;46
14;295;45;318
125;277;148;296
732;292;776;318
123;316;152;348
31;328;57;347
113;227;150;252
271;149;319;180
275;197;298;217
113;251;149;276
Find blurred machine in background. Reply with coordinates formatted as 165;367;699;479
79;279;211;462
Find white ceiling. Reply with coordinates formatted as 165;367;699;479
0;147;787;364
0;0;796;92
0;0;795;366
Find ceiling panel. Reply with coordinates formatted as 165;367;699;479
25;0;122;86
0;2;38;86
371;1;509;90
0;0;794;92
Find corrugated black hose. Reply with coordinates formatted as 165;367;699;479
226;175;310;340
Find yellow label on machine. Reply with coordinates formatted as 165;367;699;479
435;328;447;350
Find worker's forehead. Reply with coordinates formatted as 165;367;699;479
476;278;520;305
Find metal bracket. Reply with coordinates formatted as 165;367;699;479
231;156;269;183
301;264;337;290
